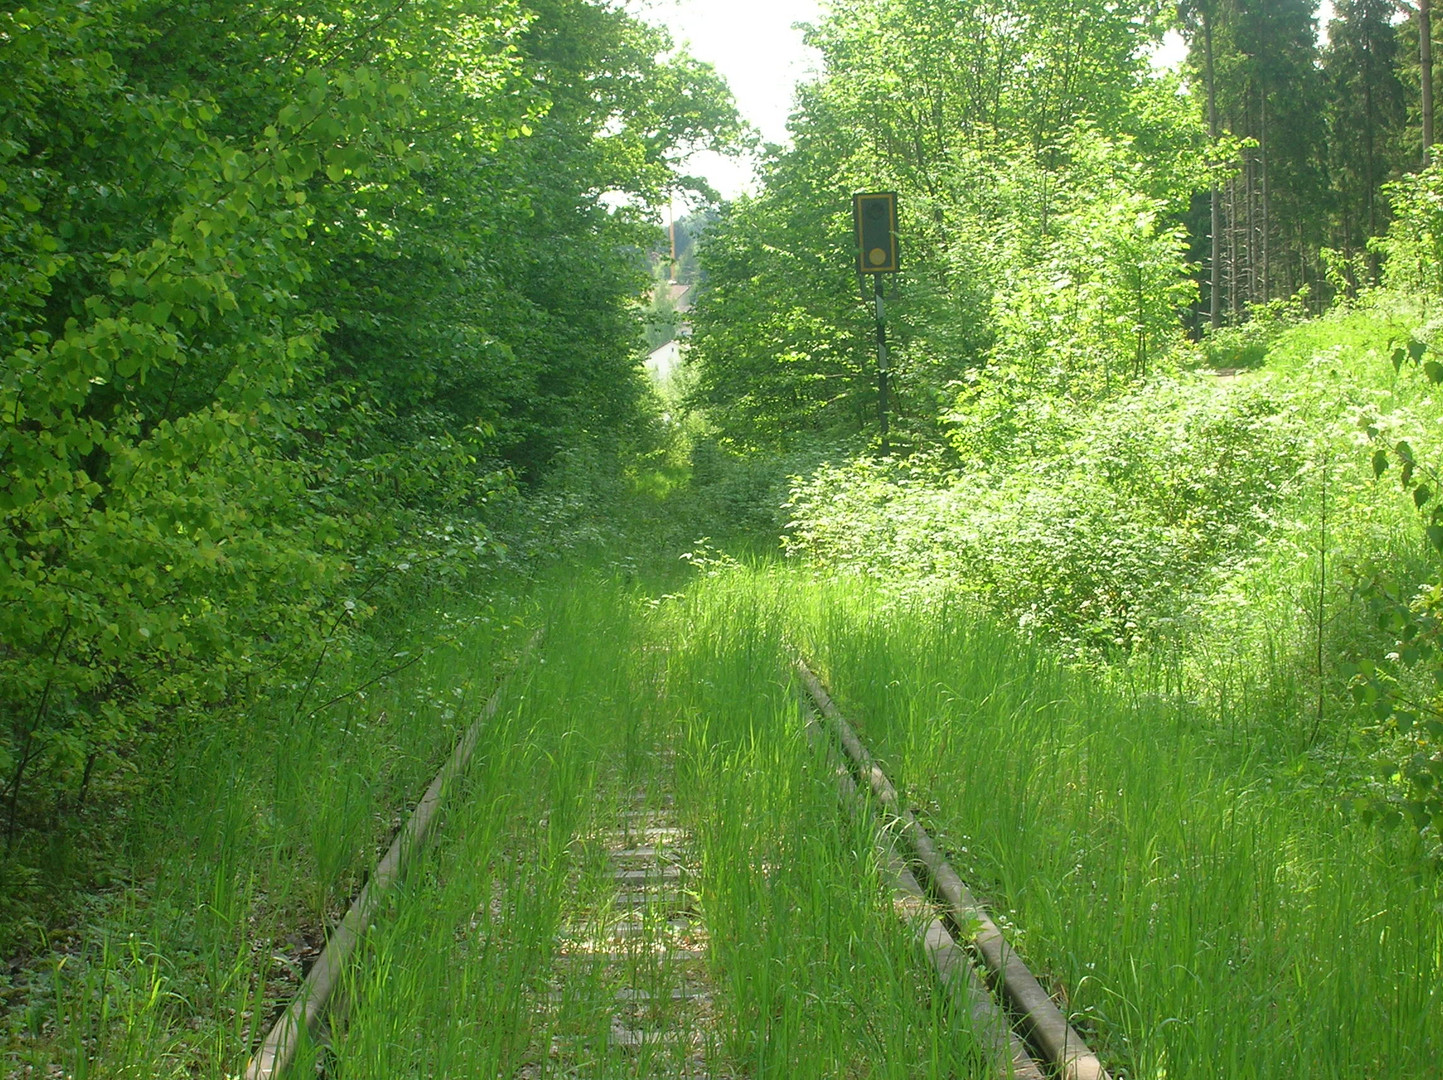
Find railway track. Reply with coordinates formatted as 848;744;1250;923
245;647;1110;1079
796;657;1110;1080
536;791;725;1077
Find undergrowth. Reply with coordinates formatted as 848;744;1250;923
782;569;1443;1078
9;292;1443;1077
2;584;535;1077
783;294;1441;755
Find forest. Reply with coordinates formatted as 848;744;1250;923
3;0;1443;1076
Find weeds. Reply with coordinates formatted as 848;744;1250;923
794;572;1443;1078
2;588;535;1077
320;576;992;1078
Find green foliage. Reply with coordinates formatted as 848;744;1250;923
799;574;1443;1076
1179;0;1332;303
1;0;387;831
1201;287;1314;369
4;588;534;1074
785;372;1303;656
1373;158;1443;295
985;128;1198;396
0;0;739;849
687;3;1204;452
689;437;840;543
685;129;876;450
1353;336;1443;852
781;292;1443;847
807;0;1169;161
1323;0;1408;275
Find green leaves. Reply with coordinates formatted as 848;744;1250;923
1;0;742;840
1387;338;1428;372
1398;439;1417;486
1376;161;1443;294
1354;333;1443;851
690;0;1197;450
787;373;1299;656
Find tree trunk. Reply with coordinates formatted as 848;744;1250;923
1365;23;1379;281
1205;5;1221;329
1240;85;1256;308
1228;174;1240;318
1424;0;1435;163
1261;92;1271;302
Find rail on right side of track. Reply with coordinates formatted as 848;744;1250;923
796;655;1112;1080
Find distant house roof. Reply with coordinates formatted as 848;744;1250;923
665;282;692;312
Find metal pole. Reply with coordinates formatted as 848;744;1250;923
874;274;890;454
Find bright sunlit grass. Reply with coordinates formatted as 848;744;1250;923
785;568;1443;1079
34;587;538;1079
31;561;1443;1079
320;575;992;1078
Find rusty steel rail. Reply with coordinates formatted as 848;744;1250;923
245;633;540;1080
796;656;1111;1080
804;708;1046;1079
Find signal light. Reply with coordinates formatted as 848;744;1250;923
853;191;899;274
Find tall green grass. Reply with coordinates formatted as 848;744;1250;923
317;579;647;1077
659;577;991;1078
321;574;993;1078
786;570;1443;1079
26;550;1439;1079
13;588;535;1078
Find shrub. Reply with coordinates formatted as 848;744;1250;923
1374;160;1443;296
785;374;1304;656
1353;338;1443;855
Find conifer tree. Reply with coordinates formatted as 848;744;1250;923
1324;0;1407;280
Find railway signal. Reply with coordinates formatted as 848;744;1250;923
853;191;899;274
853;192;899;453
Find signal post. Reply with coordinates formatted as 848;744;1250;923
853;192;899;454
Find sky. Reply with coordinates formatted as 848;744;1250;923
637;0;824;202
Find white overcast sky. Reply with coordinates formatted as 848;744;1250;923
631;1;1337;204
635;0;824;201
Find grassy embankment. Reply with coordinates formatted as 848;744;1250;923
7;586;536;1077
766;293;1443;1077
792;575;1442;1078
0;473;695;1075
14;559;1443;1077
784;296;1443;792
327;550;1443;1079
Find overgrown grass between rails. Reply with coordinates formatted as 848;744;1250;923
27;555;1437;1078
656;575;993;1079
785;570;1443;1079
1;469;748;1078
321;574;997;1078
314;578;666;1077
4;584;540;1078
